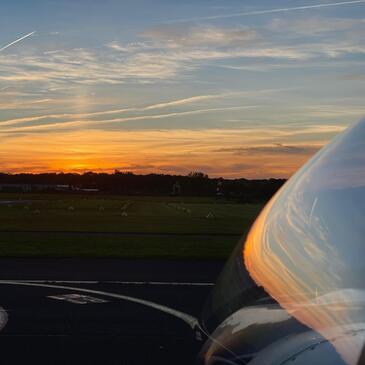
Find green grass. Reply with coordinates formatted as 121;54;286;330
0;194;263;259
0;233;241;259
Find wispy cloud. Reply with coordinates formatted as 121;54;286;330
0;31;36;52
339;73;365;80
0;21;363;88
142;25;257;47
0;98;53;111
214;143;321;155
0;105;259;132
301;105;365;118
142;89;281;110
143;94;228;110
268;16;365;36
0;88;285;127
168;0;365;23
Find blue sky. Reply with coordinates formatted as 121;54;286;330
0;0;365;177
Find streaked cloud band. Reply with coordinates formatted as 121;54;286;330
168;0;365;23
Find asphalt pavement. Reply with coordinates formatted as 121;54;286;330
0;258;225;365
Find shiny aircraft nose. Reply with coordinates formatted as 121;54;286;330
244;117;365;365
200;117;365;365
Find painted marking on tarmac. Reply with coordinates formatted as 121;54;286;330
48;294;108;304
0;281;200;330
6;280;214;286
0;307;8;332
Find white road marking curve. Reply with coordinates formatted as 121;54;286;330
0;280;200;330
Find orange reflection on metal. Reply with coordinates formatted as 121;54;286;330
243;119;365;364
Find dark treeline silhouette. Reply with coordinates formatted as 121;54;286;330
0;171;285;203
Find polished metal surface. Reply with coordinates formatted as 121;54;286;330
200;118;365;365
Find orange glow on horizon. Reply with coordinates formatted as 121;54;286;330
0;129;320;178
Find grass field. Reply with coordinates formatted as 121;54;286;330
0;194;263;259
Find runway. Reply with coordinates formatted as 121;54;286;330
0;258;224;364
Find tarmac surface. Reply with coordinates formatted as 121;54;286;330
0;230;241;237
0;258;224;364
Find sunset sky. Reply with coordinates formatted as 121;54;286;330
1;0;365;178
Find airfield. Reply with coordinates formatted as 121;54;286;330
0;194;261;364
0;194;262;259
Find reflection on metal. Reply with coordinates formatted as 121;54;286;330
200;118;365;365
244;118;365;365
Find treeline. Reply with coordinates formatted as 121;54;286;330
0;171;285;203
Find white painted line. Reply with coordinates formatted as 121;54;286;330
48;294;108;305
2;280;214;286
0;281;200;330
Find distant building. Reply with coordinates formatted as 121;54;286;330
75;188;100;193
0;184;72;192
0;184;32;192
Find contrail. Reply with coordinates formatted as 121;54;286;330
168;0;365;23
0;31;36;53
